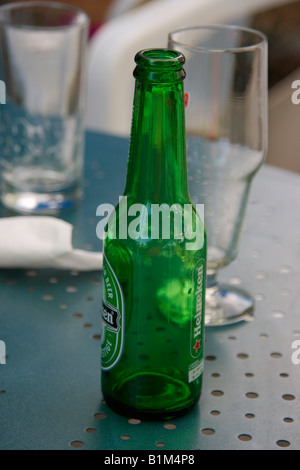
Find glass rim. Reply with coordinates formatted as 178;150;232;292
0;1;89;30
168;24;267;53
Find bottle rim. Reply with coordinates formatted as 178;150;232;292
135;49;185;69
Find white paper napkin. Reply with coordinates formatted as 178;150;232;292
0;216;103;271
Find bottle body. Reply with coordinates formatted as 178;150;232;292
101;49;206;419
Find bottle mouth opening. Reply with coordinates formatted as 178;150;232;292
135;48;185;69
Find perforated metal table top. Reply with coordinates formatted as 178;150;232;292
0;131;299;450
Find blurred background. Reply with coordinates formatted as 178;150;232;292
1;0;300;173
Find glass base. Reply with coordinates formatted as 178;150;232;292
1;186;81;214
1;167;82;214
205;282;255;327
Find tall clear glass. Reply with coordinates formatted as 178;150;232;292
0;2;89;213
168;25;268;326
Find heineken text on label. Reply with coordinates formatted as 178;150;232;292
101;255;124;370
188;259;205;383
191;259;205;359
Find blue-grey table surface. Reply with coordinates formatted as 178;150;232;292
0;130;299;450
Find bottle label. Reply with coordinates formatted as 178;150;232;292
101;255;125;371
189;258;205;383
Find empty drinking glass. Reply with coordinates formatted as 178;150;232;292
0;2;89;213
169;25;268;326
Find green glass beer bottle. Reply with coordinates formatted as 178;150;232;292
101;49;206;420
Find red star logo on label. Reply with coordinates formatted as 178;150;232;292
194;340;201;352
184;92;189;108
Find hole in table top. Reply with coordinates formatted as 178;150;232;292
255;271;267;279
72;313;83;319
270;352;282;358
155;442;165;447
282;394;295;401
83;323;92;328
121;435;130;440
94;413;107;420
211;390;224;397
228;336;236;341
245;413;255;419
85;428;96;433
210;410;220;416
26;270;37;277
86;297;94;302
211;373;220;378
205;355;217;361
238;434;252;442
272;310;285;318
164;423;177;430
283;417;294;423
128;418;141;425
259;333;268;338
49;277;58;284
276;440;290;448
237;353;249;359
254;293;265;301
66;286;78;293
245;373;254;378
59;303;68;309
0;390;6;394
280;373;289;378
293;331;300;336
279;265;292;274
246;392;258;399
43;294;54;301
280;288;291;296
92;334;101;340
201;428;215;435
228;277;242;285
70;441;84;448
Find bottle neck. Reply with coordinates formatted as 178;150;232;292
124;78;190;205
